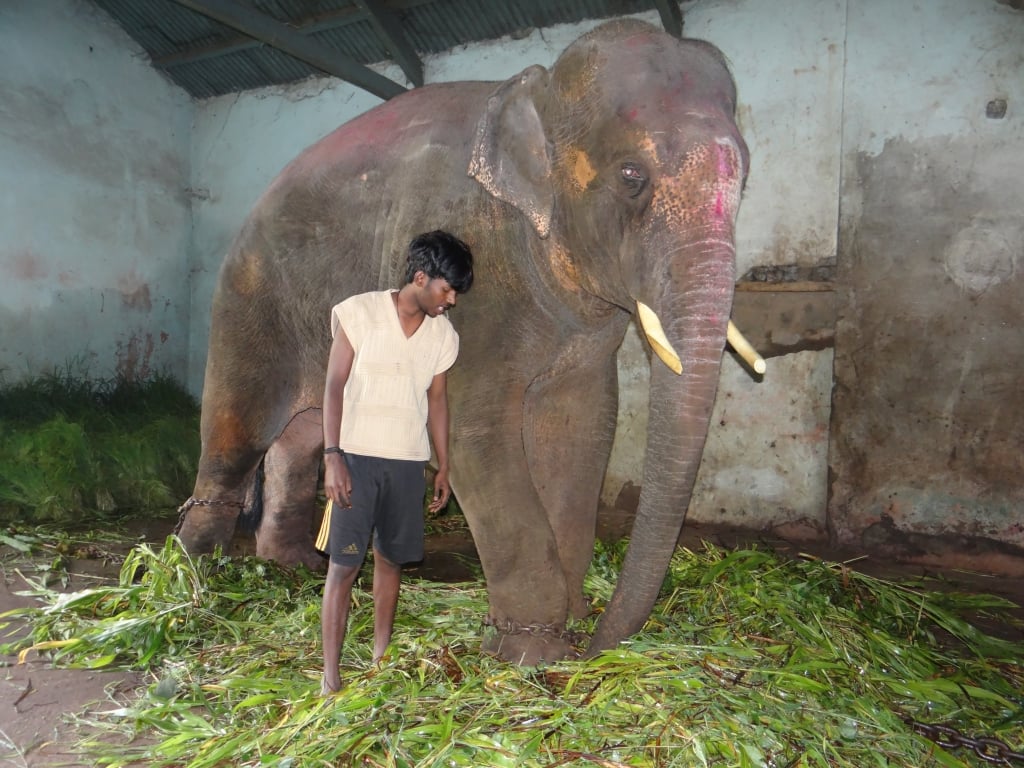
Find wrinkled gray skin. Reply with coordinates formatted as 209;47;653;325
178;19;748;663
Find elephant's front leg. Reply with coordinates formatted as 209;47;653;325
256;407;325;570
450;392;573;665
523;355;619;621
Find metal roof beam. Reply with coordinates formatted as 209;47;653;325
354;0;423;87
154;6;365;68
652;0;684;38
510;0;551;28
167;0;407;100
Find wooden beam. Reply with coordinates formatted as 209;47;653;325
168;0;407;100
354;0;423;87
652;0;684;38
731;289;837;359
736;281;835;293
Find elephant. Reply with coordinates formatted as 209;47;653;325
176;18;750;664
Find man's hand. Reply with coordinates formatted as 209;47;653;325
428;467;451;514
324;454;353;508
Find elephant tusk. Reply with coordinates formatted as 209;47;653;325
635;303;766;376
727;320;767;374
636;301;683;375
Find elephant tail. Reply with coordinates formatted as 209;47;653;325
237;458;265;534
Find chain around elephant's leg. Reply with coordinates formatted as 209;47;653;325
482;615;587;664
174;496;245;554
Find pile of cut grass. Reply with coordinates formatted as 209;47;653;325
3;534;1022;767
0;368;200;524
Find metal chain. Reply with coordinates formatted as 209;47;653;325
483;615;589;645
906;719;1024;764
173;496;244;535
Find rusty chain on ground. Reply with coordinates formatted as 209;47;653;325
173;496;245;534
905;719;1024;764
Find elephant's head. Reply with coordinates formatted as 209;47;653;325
471;19;749;654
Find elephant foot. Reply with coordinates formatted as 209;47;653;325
482;620;579;665
255;539;326;571
255;509;326;570
175;500;240;556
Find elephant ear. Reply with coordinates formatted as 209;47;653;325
469;65;554;239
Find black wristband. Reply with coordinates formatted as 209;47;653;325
323;447;344;456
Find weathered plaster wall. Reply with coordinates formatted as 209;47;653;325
832;0;1024;558
0;0;192;383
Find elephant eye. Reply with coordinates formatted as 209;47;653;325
620;162;648;198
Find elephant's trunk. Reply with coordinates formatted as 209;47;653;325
588;240;735;654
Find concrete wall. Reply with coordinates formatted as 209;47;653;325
831;0;1024;559
0;0;193;383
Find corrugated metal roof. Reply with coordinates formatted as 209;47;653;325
89;0;678;100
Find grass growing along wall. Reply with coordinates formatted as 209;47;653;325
0;369;201;524
0;368;465;534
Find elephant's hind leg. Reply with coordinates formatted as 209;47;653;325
177;410;265;557
177;339;295;556
256;407;325;569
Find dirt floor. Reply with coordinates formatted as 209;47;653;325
2;508;1023;767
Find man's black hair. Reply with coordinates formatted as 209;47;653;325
405;230;474;293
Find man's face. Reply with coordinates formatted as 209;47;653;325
416;273;458;317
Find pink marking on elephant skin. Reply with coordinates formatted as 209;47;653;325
286;86;475;181
711;139;743;223
717;139;736;177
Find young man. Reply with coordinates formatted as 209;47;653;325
317;230;474;694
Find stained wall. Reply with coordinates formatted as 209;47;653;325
831;0;1024;559
0;0;192;383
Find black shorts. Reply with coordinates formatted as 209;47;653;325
315;453;426;567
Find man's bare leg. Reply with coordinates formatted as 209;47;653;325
321;560;360;693
371;548;401;663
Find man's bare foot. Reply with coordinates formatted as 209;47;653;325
320;675;340;696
